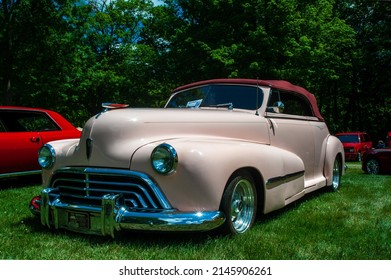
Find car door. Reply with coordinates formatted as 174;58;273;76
0;110;59;174
265;89;325;187
0;131;43;173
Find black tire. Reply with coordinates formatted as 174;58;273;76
219;171;257;235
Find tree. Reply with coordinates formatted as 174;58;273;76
337;0;391;141
145;0;356;133
0;0;388;136
1;0;158;125
0;0;65;104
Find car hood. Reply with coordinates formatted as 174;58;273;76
72;108;270;168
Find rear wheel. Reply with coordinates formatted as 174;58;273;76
330;156;342;192
220;171;257;235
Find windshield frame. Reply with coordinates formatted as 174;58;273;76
165;84;265;111
336;134;360;143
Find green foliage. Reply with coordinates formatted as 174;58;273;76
0;163;390;259
0;0;390;138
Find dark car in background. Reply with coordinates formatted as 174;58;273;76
362;148;391;175
335;132;372;161
0;106;81;179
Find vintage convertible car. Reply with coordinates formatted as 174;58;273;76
0;106;81;179
29;79;344;237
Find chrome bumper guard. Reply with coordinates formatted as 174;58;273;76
39;188;225;238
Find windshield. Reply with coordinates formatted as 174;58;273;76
165;84;264;110
337;135;359;143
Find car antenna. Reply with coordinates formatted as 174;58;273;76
255;77;260;116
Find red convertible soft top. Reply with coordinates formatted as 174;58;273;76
173;78;324;121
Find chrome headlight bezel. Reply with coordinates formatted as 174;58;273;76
38;144;56;169
150;143;178;175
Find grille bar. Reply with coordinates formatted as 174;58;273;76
49;167;171;210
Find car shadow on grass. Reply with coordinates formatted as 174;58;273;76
0;175;41;190
21;212;219;247
21;187;331;250
259;187;329;223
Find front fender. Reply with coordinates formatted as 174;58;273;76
130;138;305;213
41;138;80;187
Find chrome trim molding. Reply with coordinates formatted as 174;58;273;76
266;170;305;189
86;138;93;159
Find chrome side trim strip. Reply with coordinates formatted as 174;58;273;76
266;170;305;189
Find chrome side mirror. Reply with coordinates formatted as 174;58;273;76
273;101;285;113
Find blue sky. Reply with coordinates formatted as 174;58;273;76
152;0;163;6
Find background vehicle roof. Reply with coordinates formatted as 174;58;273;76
0;106;79;131
0;105;52;112
173;78;324;121
335;132;368;135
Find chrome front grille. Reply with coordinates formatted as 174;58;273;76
344;147;353;152
50;167;170;210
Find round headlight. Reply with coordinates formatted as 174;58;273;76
38;144;55;169
151;143;178;175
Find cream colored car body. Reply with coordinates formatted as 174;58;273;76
34;79;344;236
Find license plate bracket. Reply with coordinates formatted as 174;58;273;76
67;211;90;230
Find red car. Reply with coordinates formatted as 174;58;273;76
362;147;391;175
335;132;372;161
0;106;81;178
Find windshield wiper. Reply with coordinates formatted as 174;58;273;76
207;103;233;110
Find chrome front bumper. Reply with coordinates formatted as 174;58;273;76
37;188;225;238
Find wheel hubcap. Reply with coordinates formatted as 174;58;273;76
332;159;341;191
230;179;255;233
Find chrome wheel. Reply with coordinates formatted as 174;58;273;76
331;156;342;192
366;159;380;175
220;171;257;234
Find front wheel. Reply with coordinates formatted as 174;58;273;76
220;171;257;235
329;156;342;192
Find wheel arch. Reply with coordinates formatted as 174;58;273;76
324;135;345;185
224;167;266;219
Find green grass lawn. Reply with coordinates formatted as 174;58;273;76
0;162;390;260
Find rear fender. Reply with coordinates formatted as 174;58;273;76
324;135;345;185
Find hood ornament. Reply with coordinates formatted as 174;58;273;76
95;103;129;119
